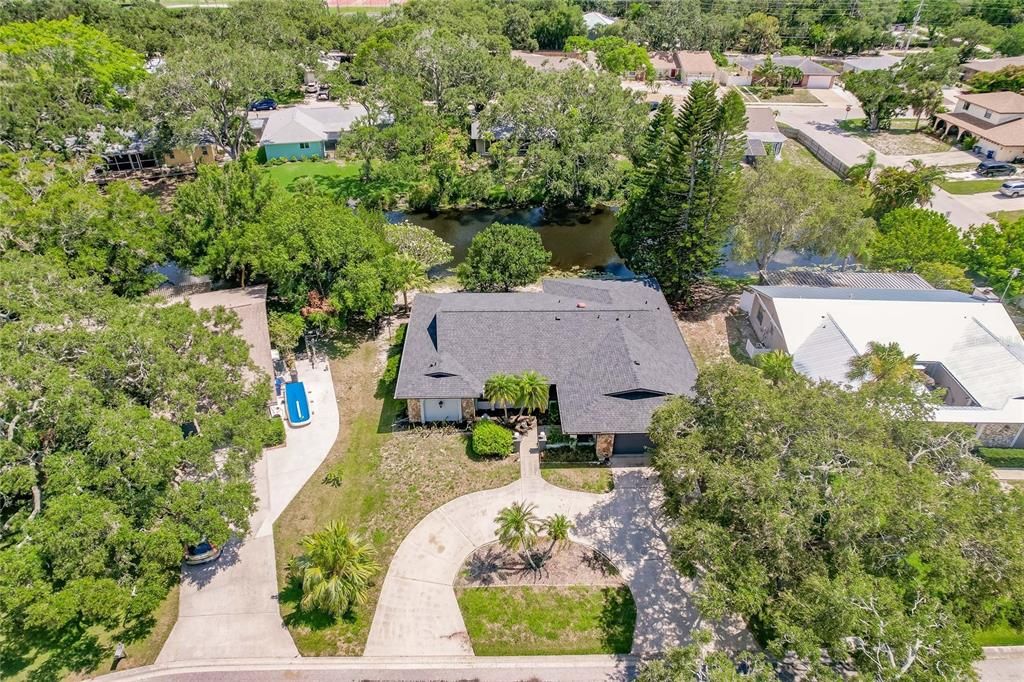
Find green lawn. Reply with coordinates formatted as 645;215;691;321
978;448;1024;468
738;86;821;104
838;118;952;155
263;160;362;193
541;463;614;493
975;621;1024;647
992;210;1024;226
274;338;519;655
2;584;179;681
780;140;839;179
456;585;636;655
936;178;1007;195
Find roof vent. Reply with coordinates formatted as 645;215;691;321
576;301;587;308
633;360;640;365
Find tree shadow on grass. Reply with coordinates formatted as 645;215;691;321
599;585;637;654
0;627;109;682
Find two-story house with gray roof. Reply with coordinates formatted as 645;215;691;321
394;278;698;459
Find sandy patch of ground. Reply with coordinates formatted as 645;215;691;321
674;283;757;368
457;541;623;588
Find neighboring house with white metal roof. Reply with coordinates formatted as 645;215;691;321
249;103;371;161
932;91;1024;162
395;278;699;458
583;11;617;35
743;286;1024;447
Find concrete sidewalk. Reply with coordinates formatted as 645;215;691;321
157;360;339;663
774;99;997;231
365;427;751;657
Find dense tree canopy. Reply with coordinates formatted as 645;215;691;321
0;256;277;655
0;17;144;152
733;158;875;275
457;223;551;292
967;219;1024;299
650;361;1024;680
613;84;746;300
0;153;167;295
870;208;967;271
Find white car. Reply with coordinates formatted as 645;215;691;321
999;180;1024;197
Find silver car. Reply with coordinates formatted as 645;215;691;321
999;180;1024;197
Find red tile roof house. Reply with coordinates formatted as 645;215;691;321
932;91;1024;163
734;55;839;89
394;278;699;460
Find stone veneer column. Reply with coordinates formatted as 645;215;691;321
977;423;1024;448
596;433;615;461
407;399;422;424
461;398;476;422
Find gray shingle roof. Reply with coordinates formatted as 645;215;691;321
395;278;697;434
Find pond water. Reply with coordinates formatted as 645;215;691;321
388;207;842;278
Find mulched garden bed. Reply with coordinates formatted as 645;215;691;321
456;541;622;588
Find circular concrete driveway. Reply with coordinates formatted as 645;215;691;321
364;443;751;657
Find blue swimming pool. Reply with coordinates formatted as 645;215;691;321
284;382;311;427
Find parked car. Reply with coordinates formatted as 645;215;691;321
317;85;330;101
1000;180;1024;197
304;82;319;94
977;160;1016;177
184;541;221;565
249;98;277;111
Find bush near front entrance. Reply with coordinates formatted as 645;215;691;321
472;420;514;457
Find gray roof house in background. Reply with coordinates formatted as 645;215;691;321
395;279;698;456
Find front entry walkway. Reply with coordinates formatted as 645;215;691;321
365;426;751;657
157;359;339;663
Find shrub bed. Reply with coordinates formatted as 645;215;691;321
472;420;514;457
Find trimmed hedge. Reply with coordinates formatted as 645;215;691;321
978;448;1024;469
472;420;514;457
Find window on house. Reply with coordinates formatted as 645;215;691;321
984;111;992;119
963;103;971;111
299;142;311;149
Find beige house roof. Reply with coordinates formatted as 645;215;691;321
649;51;677;71
964;56;1024;74
746;106;780;134
511;50;587;72
958;91;1024;114
676;50;717;75
935;111;1024;148
170;286;274;382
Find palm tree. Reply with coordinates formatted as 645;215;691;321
905;159;943;206
288;521;380;618
846;150;877;188
484;373;518;422
847;341;921;386
515;371;550;417
755;349;797;386
494;501;541;569
753;57;780;88
543;514;573;556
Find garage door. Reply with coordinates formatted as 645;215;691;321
422;398;463;422
613;433;653;455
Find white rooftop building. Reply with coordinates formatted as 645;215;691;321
743;286;1024;447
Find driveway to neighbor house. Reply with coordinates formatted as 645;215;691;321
773;97;995;230
364;429;752;657
157;359;339;663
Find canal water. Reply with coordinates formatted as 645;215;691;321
388;207;841;277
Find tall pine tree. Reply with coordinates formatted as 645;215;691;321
612;82;746;301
